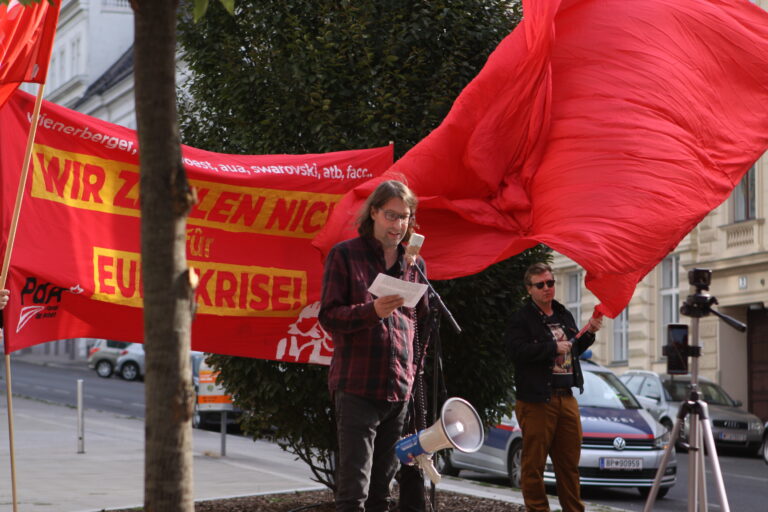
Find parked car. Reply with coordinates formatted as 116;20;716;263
443;359;676;498
87;340;133;378
761;421;768;465
115;343;145;381
116;346;211;387
619;370;763;453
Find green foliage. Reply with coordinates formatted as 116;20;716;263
204;354;337;487
178;0;535;489
178;0;521;158
193;0;235;22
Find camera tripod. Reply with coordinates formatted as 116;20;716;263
643;269;746;512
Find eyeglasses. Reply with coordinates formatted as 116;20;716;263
381;209;413;222
529;279;556;289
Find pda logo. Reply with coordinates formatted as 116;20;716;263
16;277;79;333
275;301;333;365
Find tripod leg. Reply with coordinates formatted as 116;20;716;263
642;417;684;512
688;413;700;512
699;403;731;512
695;419;708;512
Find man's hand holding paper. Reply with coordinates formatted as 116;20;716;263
374;294;405;318
368;273;428;309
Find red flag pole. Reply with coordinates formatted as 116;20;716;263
1;82;46;512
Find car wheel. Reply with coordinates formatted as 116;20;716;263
192;403;204;429
638;486;670;499
508;440;522;489
95;360;113;378
435;450;460;477
762;434;768;465
120;362;140;381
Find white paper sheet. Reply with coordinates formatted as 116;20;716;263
367;273;428;308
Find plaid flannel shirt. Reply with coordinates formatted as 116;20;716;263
319;235;428;402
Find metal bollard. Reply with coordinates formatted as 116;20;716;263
220;411;227;456
77;379;85;454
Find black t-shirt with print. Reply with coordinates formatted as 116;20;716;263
544;313;576;389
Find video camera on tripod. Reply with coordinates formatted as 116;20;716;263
645;267;747;512
662;268;745;375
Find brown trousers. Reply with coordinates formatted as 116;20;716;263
516;396;583;512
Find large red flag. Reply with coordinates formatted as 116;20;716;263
312;0;768;318
0;0;60;107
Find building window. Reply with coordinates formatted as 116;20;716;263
102;0;131;11
70;37;81;76
660;254;679;353
612;307;629;363
566;271;581;324
49;55;57;88
731;166;756;222
58;49;66;85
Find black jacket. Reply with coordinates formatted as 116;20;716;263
505;299;595;403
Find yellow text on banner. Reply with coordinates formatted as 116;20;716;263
31;144;341;238
92;247;307;317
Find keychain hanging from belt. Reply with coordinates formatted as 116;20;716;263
406;263;429;432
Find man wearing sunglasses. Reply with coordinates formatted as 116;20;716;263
319;180;430;512
506;262;602;512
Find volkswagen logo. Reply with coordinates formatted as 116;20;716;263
613;437;627;451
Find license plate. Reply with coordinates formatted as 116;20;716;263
599;457;642;471
718;432;747;442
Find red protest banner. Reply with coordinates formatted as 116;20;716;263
0;89;392;364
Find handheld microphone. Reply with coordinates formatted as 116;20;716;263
405;233;424;266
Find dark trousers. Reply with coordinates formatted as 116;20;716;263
516;395;583;512
334;390;408;512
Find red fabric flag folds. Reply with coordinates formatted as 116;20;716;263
0;0;60;107
312;0;768;317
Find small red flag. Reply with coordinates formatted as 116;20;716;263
0;0;60;108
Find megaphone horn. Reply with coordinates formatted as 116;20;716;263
395;397;484;484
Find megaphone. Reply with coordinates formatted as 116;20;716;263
395;397;484;484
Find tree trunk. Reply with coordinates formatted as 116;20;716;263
132;1;196;511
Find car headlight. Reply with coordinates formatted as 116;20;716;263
654;430;671;449
749;420;762;432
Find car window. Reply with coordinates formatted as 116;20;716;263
577;370;642;409
662;379;690;400
640;377;662;399
621;375;644;395
699;381;735;406
106;341;130;349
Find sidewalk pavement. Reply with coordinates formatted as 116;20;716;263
1;352;629;511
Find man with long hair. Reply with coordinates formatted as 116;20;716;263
319;180;429;511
